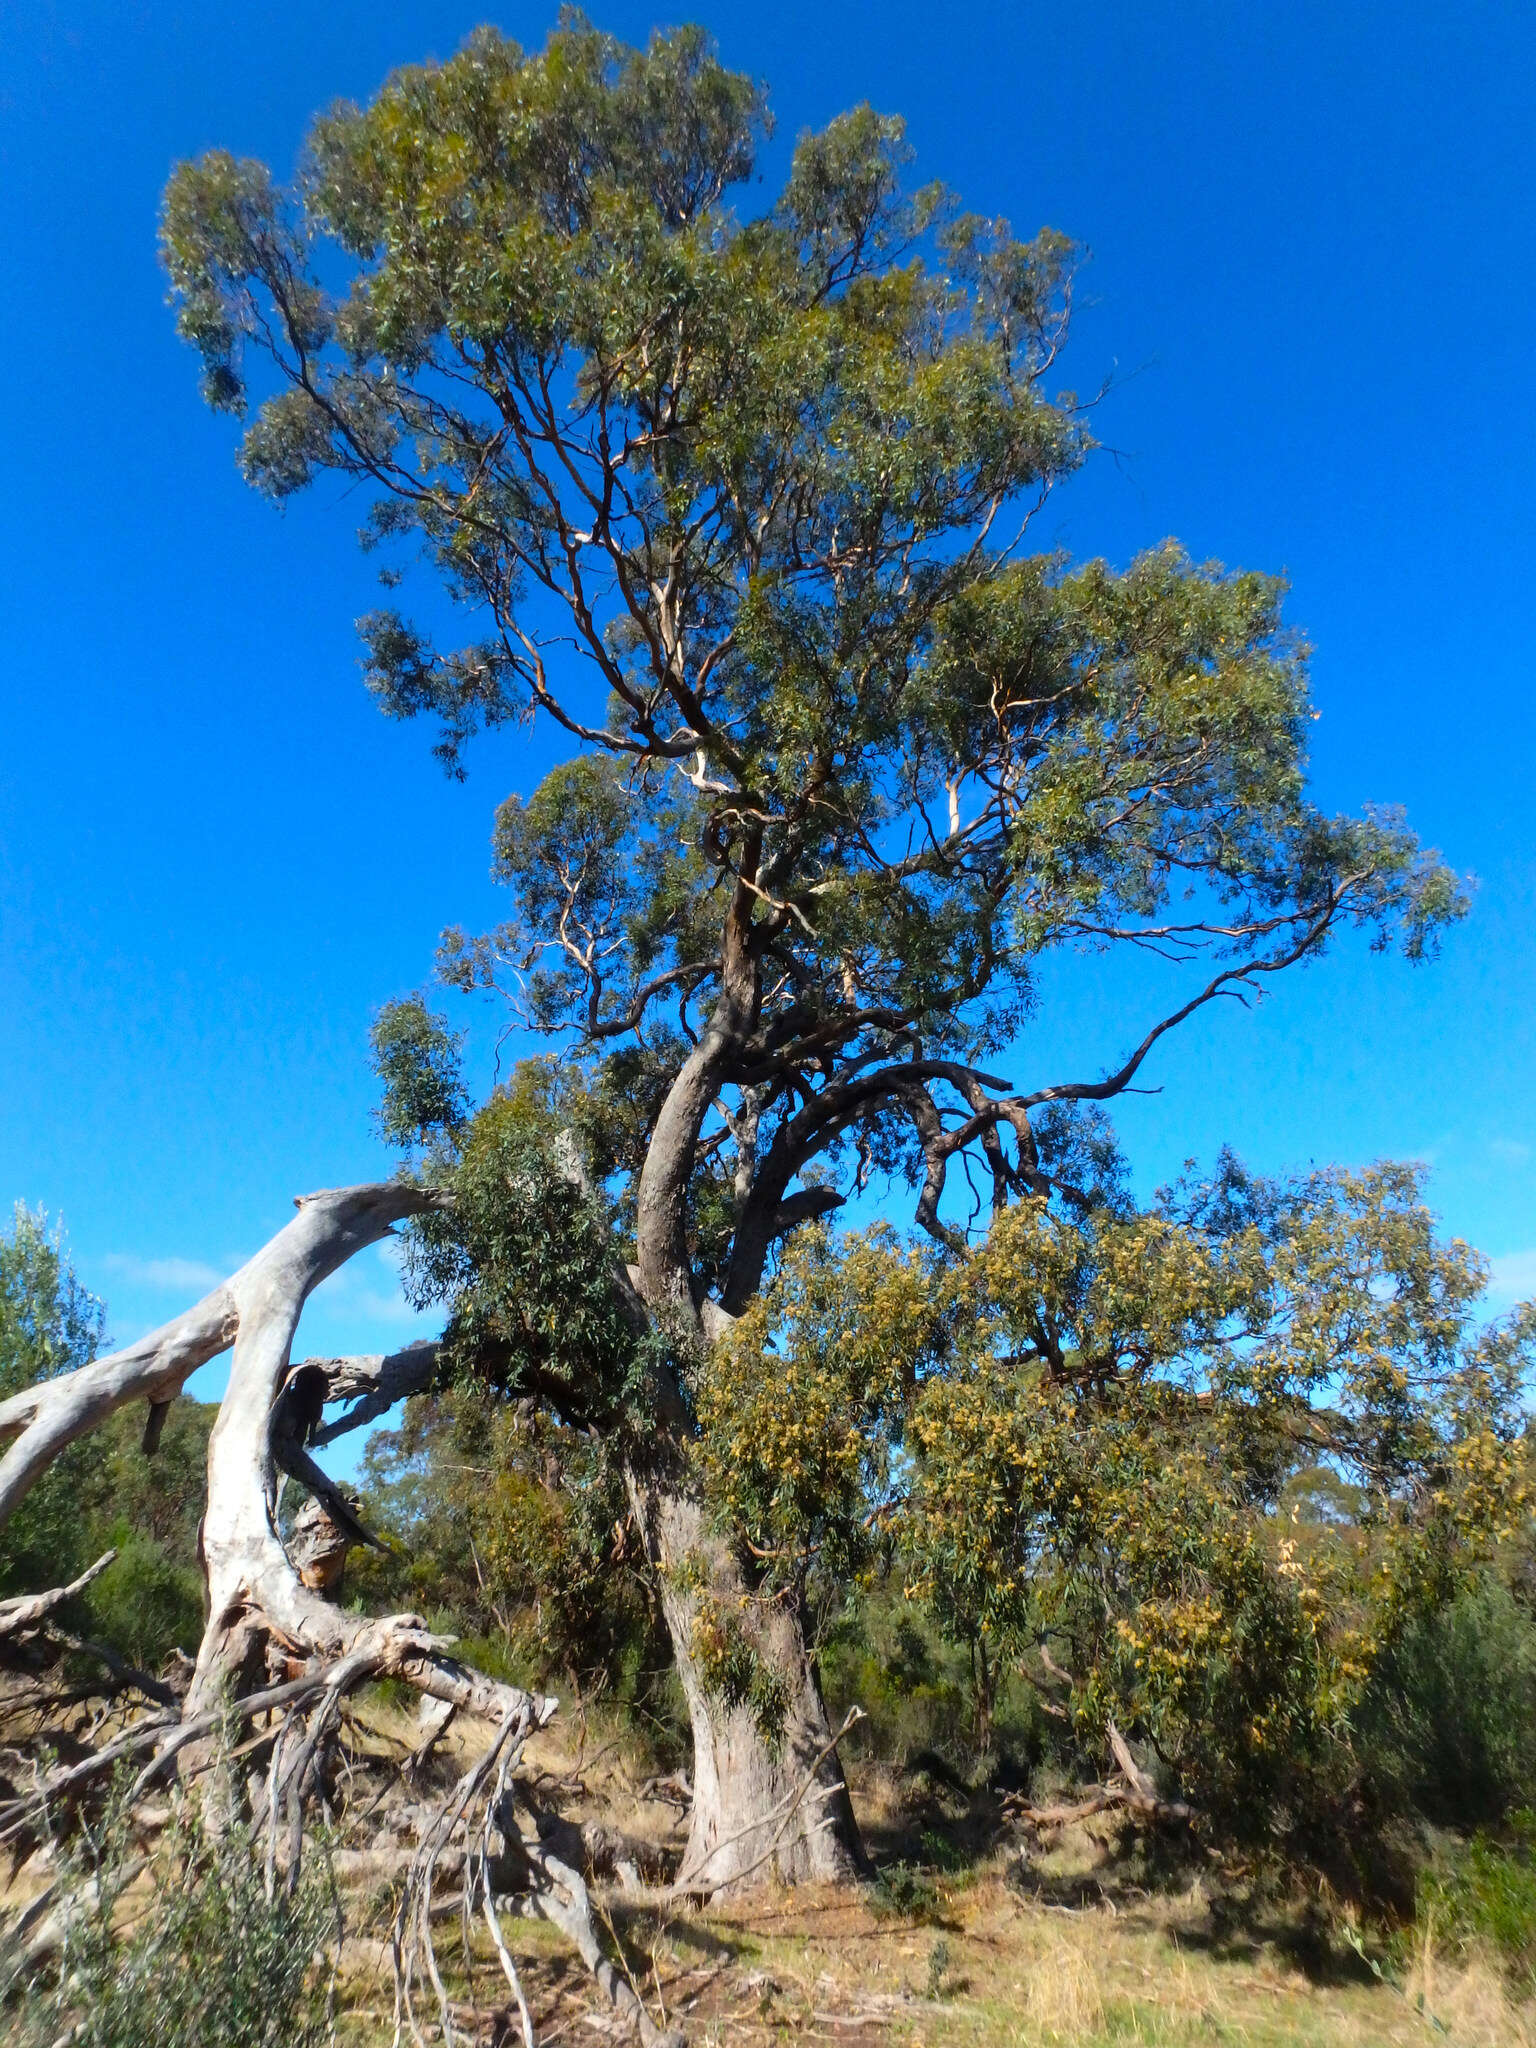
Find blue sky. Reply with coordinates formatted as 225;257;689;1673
2;0;1534;1415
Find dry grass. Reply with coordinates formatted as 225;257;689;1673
9;1702;1531;2047
1011;1924;1107;2039
1399;1917;1536;2048
316;1862;1536;2047
218;1721;1536;2046
697;1873;1536;2046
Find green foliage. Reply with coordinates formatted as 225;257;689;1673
925;1936;955;1997
355;1385;671;1711
897;1155;1531;1847
71;1395;213;1666
9;1393;215;1663
1;1206;107;1602
162;18;1494;1885
0;1204;105;1393
687;1594;792;1745
369;994;467;1155
820;1593;978;1765
1355;1575;1536;1828
443;1095;630;1399
167;17;1463;1341
1412;1813;1536;1991
436;1091;659;1422
696;1148;1531;1855
79;1532;205;1671
868;1861;942;1922
1;1781;334;2048
0;1202;213;1660
698;1225;943;1593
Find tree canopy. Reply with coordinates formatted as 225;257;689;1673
688;1141;1531;1833
162;16;1465;1328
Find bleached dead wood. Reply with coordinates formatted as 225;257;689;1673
303;1339;443;1446
0;1178;694;2043
0;1184;436;1527
0;1180;503;1723
0;1550;118;1640
1004;1782;1197;1830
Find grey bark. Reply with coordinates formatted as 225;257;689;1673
0;1184;554;1734
625;1459;866;1891
621;880;871;1889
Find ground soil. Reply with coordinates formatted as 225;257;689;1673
8;1685;1531;2046
324;1718;1535;2048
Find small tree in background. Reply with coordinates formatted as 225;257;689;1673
164;16;1466;1883
0;1204;213;1667
901;1155;1532;1864
0;1205;107;1602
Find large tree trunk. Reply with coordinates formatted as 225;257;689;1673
622;884;870;1890
627;1455;867;1891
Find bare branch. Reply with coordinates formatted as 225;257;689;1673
0;1184;447;1528
305;1340;443;1447
0;1550;118;1641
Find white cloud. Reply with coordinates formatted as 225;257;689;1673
1487;1248;1536;1307
303;1246;434;1337
1489;1137;1534;1168
102;1252;229;1294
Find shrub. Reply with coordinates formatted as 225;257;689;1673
80;1534;205;1671
925;1936;954;1998
1356;1576;1536;1827
820;1584;1051;1776
868;1862;942;1923
1;1784;336;2048
1414;1811;1536;1992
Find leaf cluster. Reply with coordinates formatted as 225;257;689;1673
371;1007;663;1427
699;1150;1533;1842
355;1385;662;1699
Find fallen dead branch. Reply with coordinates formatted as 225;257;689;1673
634;1772;692;1812
0;1181;696;2044
0;1550;118;1640
1004;1782;1197;1831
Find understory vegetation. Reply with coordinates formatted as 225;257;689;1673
3;1781;335;2048
6;1188;1535;2041
0;1205;212;1668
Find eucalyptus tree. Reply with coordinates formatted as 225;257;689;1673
158;18;1462;1884
0;1207;106;1602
